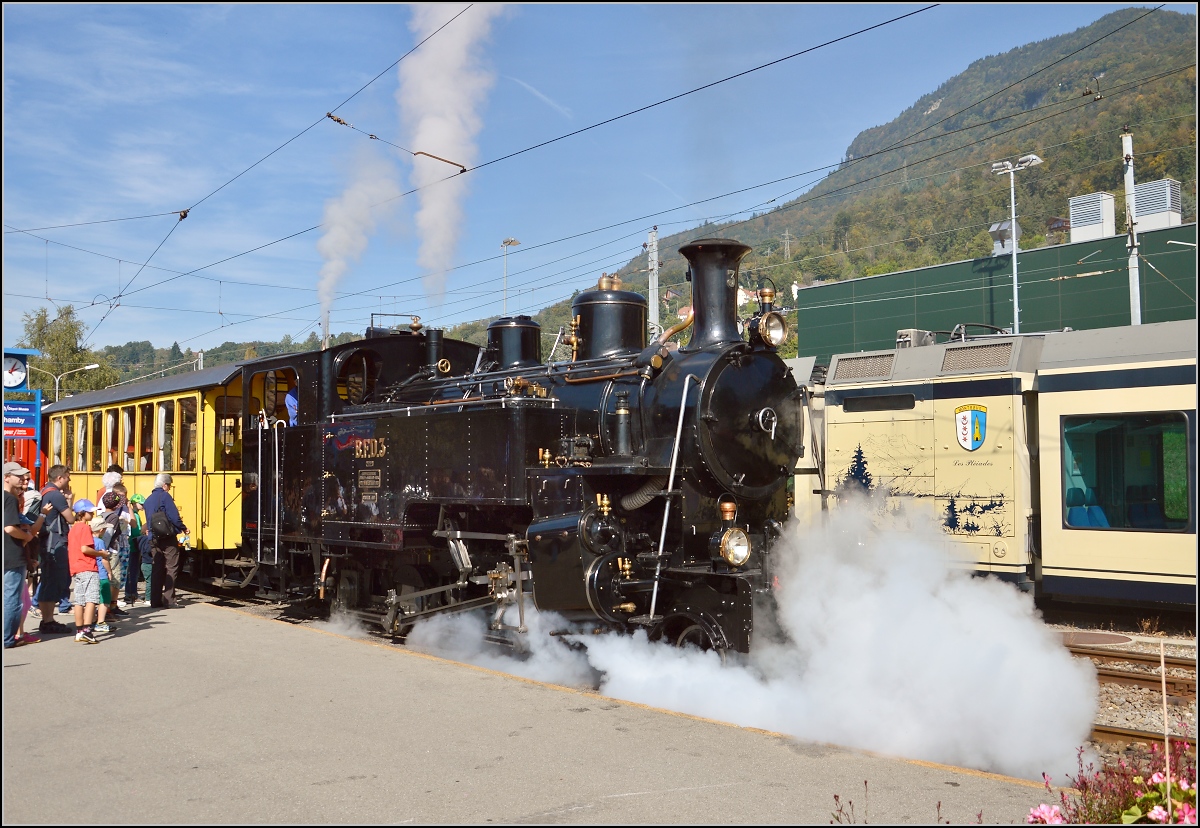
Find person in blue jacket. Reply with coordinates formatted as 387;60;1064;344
142;474;188;608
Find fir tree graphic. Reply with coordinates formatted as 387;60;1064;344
839;445;873;493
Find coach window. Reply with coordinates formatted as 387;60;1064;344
90;411;103;471
122;406;136;472
105;409;119;468
214;395;252;472
157;400;176;472
138;403;154;471
1061;412;1192;532
178;398;197;471
52;417;64;467
75;414;87;471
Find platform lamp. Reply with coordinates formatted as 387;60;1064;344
990;154;1043;334
29;362;100;402
501;237;520;316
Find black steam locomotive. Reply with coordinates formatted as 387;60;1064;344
241;238;804;653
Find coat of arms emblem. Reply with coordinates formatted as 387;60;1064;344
955;404;987;451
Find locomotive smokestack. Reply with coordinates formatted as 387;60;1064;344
678;238;750;351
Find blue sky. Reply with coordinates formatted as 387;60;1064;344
3;4;1187;357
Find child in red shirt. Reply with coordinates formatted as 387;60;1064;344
67;499;109;644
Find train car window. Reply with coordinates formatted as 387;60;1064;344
105;409;119;468
178;398;197;471
1061;412;1192;532
213;394;254;472
74;414;86;472
138;403;154;471
335;350;378;404
90;411;103;471
52;417;63;467
122;406;136;472
843;394;916;412
157;400;176;472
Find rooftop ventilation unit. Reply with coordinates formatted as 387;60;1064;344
1068;192;1116;243
988;219;1021;256
1134;178;1182;232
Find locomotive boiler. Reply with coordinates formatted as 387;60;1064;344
241;238;804;653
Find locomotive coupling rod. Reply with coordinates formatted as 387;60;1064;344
433;529;514;541
645;373;701;625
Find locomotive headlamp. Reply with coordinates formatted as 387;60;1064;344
748;311;787;348
718;527;752;567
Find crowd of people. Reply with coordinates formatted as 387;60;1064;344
4;460;188;649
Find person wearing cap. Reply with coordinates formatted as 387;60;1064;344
36;464;77;635
143;473;187;608
67;498;106;644
4;462;51;648
89;513;115;634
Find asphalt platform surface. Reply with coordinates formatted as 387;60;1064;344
4;596;1051;824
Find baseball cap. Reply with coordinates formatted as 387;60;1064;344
73;498;96;514
3;461;31;477
90;515;109;532
130;493;146;505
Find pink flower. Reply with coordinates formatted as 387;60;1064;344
1177;802;1196;824
1151;772;1167;785
1147;805;1169;823
1027;804;1065;824
1181;779;1192;791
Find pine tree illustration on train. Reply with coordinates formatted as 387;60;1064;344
244;239;803;652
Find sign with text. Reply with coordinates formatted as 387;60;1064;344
3;399;40;439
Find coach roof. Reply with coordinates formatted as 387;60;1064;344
42;362;245;415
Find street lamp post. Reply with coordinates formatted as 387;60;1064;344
990;154;1043;334
28;363;100;402
501;237;520;316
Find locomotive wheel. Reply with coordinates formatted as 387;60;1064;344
672;622;727;662
675;624;714;650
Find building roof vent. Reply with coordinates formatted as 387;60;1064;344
1068;192;1116;243
1134;178;1182;232
988;220;1021;256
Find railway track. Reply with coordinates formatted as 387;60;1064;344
1090;724;1197;756
1069;646;1197;701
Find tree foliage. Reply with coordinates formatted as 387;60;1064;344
17;306;120;399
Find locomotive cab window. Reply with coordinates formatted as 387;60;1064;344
1061;412;1193;532
335;350;379;405
251;368;299;425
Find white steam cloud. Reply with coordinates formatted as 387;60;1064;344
397;3;504;300
316;151;402;339
408;499;1097;782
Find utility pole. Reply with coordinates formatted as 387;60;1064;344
1122;127;1142;325
780;230;793;262
647;227;660;331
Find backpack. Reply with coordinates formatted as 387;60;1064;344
150;508;175;538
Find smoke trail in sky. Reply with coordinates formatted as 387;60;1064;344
316;151;401;341
397;3;504;300
408;500;1097;782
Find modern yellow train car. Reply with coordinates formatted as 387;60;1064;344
41;362;250;578
805;318;1196;607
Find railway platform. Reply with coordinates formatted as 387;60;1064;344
4;597;1052;824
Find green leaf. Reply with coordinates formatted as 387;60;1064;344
1120;804;1143;824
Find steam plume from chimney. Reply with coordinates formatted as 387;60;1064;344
397;3;504;300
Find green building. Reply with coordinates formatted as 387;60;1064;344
795;223;1197;364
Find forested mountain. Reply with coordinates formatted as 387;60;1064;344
448;7;1195;354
